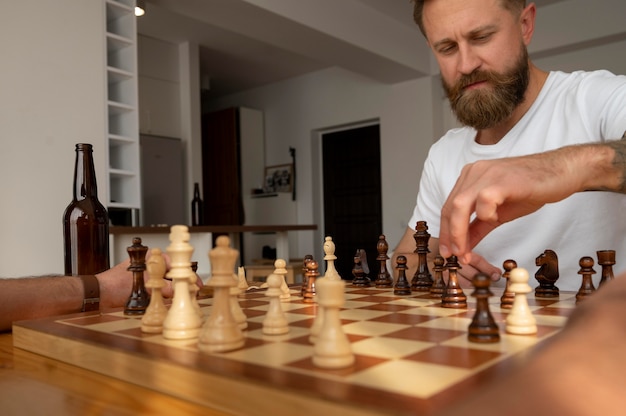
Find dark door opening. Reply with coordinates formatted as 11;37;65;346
322;124;382;280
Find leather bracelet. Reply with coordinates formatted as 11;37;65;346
79;275;100;312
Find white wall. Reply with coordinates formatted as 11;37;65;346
138;35;181;139
205;68;439;263
532;39;626;75
0;0;106;277
137;35;202;224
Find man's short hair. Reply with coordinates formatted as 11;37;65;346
412;0;527;38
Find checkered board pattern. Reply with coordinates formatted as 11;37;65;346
13;286;576;416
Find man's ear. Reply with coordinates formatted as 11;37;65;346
520;3;537;46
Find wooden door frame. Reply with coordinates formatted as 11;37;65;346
310;119;380;272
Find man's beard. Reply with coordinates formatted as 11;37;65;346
443;46;530;130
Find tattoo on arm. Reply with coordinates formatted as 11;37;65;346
608;132;626;193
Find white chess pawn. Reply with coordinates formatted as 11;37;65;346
505;267;537;335
262;273;290;335
141;248;168;333
162;226;202;340
308;297;324;344
273;259;291;301
312;278;354;369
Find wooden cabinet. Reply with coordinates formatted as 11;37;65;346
201;108;243;225
105;0;140;222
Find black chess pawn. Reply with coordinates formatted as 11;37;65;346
301;254;314;297
500;259;517;309
576;256;596;303
351;251;371;287
393;255;411;295
441;256;467;308
411;221;433;291
597;250;615;287
534;249;560;298
124;237;151;316
303;260;319;303
468;273;500;343
375;235;393;288
429;255;446;299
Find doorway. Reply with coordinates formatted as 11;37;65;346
321;123;382;280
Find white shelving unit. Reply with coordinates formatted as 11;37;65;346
105;0;140;223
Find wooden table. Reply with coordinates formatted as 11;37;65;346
0;332;229;415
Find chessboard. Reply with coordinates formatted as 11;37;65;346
12;285;576;416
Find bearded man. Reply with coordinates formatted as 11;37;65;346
393;0;626;289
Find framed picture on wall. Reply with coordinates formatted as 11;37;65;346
264;164;293;193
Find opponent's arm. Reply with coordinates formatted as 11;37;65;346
0;260;133;332
0;254;203;332
392;227;500;287
439;270;626;416
439;134;626;264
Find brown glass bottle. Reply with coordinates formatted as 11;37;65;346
191;182;204;226
63;143;110;275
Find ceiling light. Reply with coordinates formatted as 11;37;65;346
135;0;146;17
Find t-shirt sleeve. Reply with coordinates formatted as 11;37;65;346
582;71;626;141
408;154;444;238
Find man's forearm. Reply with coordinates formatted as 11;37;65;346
0;276;83;332
607;132;626;192
584;133;626;193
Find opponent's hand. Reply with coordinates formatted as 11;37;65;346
150;251;204;298
438;149;585;264
456;252;502;287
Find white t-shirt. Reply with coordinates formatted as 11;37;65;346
409;70;626;290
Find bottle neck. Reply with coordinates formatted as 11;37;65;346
73;143;99;200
